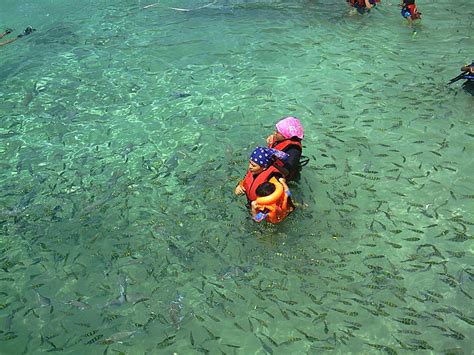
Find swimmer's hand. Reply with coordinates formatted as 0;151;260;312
253;211;268;222
266;134;275;146
234;184;246;195
278;178;290;195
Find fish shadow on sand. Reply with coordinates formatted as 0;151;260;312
31;23;81;46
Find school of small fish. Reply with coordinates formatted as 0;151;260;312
0;1;472;354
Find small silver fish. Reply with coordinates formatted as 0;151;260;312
65;300;89;310
169;292;184;329
126;293;149;305
102;330;139;344
118;273;128;302
34;289;51;307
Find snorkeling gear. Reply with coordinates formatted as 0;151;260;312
24;26;35;35
17;26;36;38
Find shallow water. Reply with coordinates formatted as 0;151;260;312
1;0;473;354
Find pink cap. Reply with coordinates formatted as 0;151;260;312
275;116;304;139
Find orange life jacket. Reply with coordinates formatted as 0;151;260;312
253;177;292;224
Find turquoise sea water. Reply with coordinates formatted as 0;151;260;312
1;0;473;354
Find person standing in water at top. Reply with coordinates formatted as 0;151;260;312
400;0;421;36
347;0;380;15
400;0;421;23
0;26;36;46
266;116;306;181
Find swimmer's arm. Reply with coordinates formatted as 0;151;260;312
0;37;17;46
250;201;258;219
0;28;13;40
251;201;270;222
364;0;373;9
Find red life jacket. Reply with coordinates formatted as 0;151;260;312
269;139;302;152
268;139;303;179
407;4;421;19
268;139;303;157
348;0;368;8
242;166;280;201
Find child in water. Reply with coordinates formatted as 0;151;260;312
347;0;380;15
400;0;421;36
266;116;306;181
251;177;294;224
234;147;295;224
400;0;421;22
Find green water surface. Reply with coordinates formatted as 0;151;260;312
1;0;473;354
